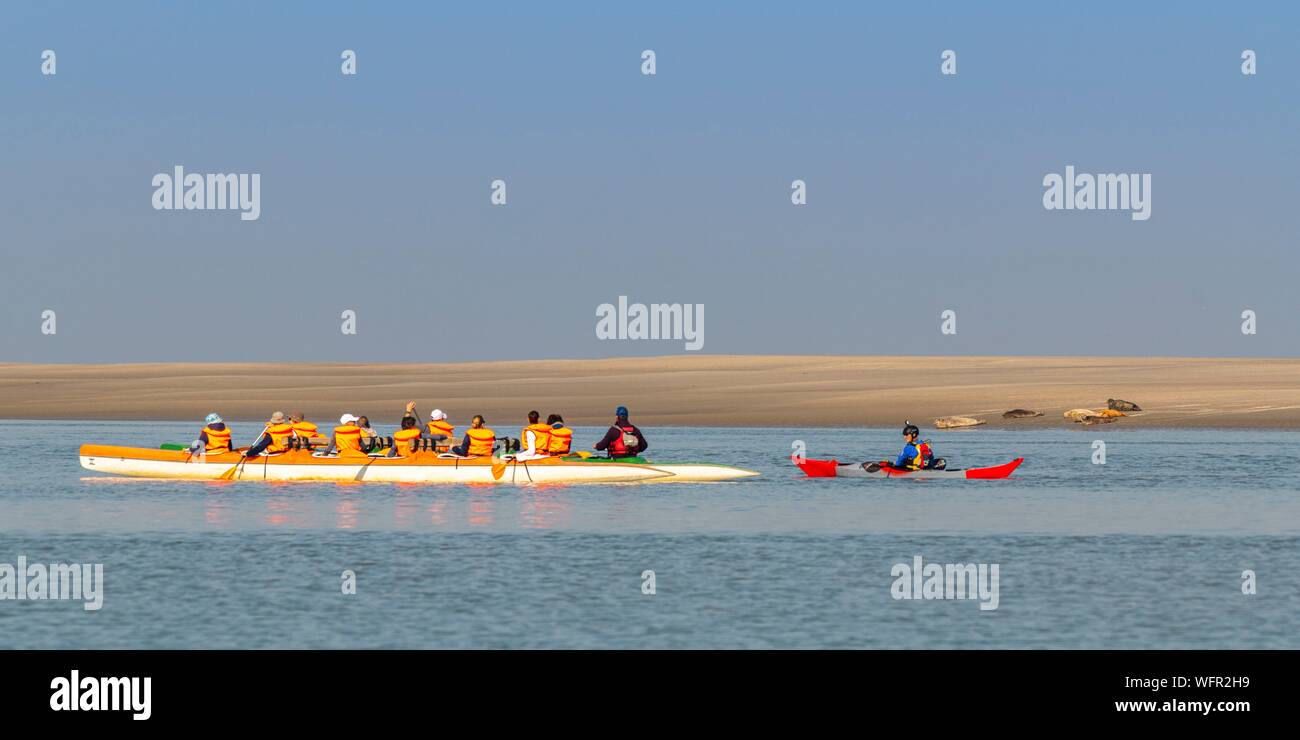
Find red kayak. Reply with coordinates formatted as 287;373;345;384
794;456;1023;480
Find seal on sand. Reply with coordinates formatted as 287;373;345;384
1002;409;1043;419
1108;398;1141;412
934;416;985;429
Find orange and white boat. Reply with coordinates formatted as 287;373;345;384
78;444;759;484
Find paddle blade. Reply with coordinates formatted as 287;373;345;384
491;457;507;480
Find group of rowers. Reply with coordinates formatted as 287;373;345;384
189;404;650;461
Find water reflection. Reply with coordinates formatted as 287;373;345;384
335;498;361;530
519;486;570;530
468;491;495;527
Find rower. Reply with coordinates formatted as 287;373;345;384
289;412;322;447
893;421;938;470
246;411;294;456
189;412;233;454
517;410;553;460
545;414;574;456
406;402;456;445
388;416;423;458
451;415;496;457
426;409;456;443
329;413;370;458
594;406;647;459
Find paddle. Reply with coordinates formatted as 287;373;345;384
491;448;508;481
218;428;267;481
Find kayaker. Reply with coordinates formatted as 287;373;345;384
893;421;937;470
405;402;456;442
189;412;232;454
289;412;322;447
451;415;496;457
357;415;379;451
594;406;647;459
516;410;553;460
387;416;423;458
246;411;294;456
546;414;574;456
329;413;370;458
426;409;455;443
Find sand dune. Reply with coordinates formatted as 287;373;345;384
1;355;1298;428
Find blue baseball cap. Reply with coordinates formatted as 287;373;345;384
615;406;628;417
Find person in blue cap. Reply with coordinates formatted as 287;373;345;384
188;412;233;454
594;405;648;459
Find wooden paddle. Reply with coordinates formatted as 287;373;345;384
218;429;266;481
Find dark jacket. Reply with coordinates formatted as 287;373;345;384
594;421;647;457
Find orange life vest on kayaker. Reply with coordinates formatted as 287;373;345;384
427;419;455;438
546;426;573;455
521;423;552;453
608;424;637;456
292;421;319;440
202;424;232;452
392;427;421;455
265;423;294;453
333;424;367;457
466;427;496;456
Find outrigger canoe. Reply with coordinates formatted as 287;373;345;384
794;456;1023;480
79;445;759;484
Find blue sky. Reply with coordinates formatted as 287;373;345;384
3;1;1298;361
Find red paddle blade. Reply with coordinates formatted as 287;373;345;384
793;455;839;478
965;457;1024;479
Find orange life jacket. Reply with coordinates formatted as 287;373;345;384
291;421;319;440
334;424;365;455
546;426;573;455
466;427;496;456
522;423;552;453
265;423;295;453
392;427;421;455
202;424;232;452
427;419;455;438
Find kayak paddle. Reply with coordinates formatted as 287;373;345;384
218;428;267;481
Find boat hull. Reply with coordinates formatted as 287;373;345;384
795;456;1023;480
78;445;761;484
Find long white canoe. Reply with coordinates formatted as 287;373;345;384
79;445;758;484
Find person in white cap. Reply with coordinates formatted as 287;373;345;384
403;402;456;447
328;413;368;458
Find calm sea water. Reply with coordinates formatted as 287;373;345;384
1;420;1296;648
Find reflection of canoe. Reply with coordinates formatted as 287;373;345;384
794;456;1024;480
79;445;761;484
80;445;668;484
